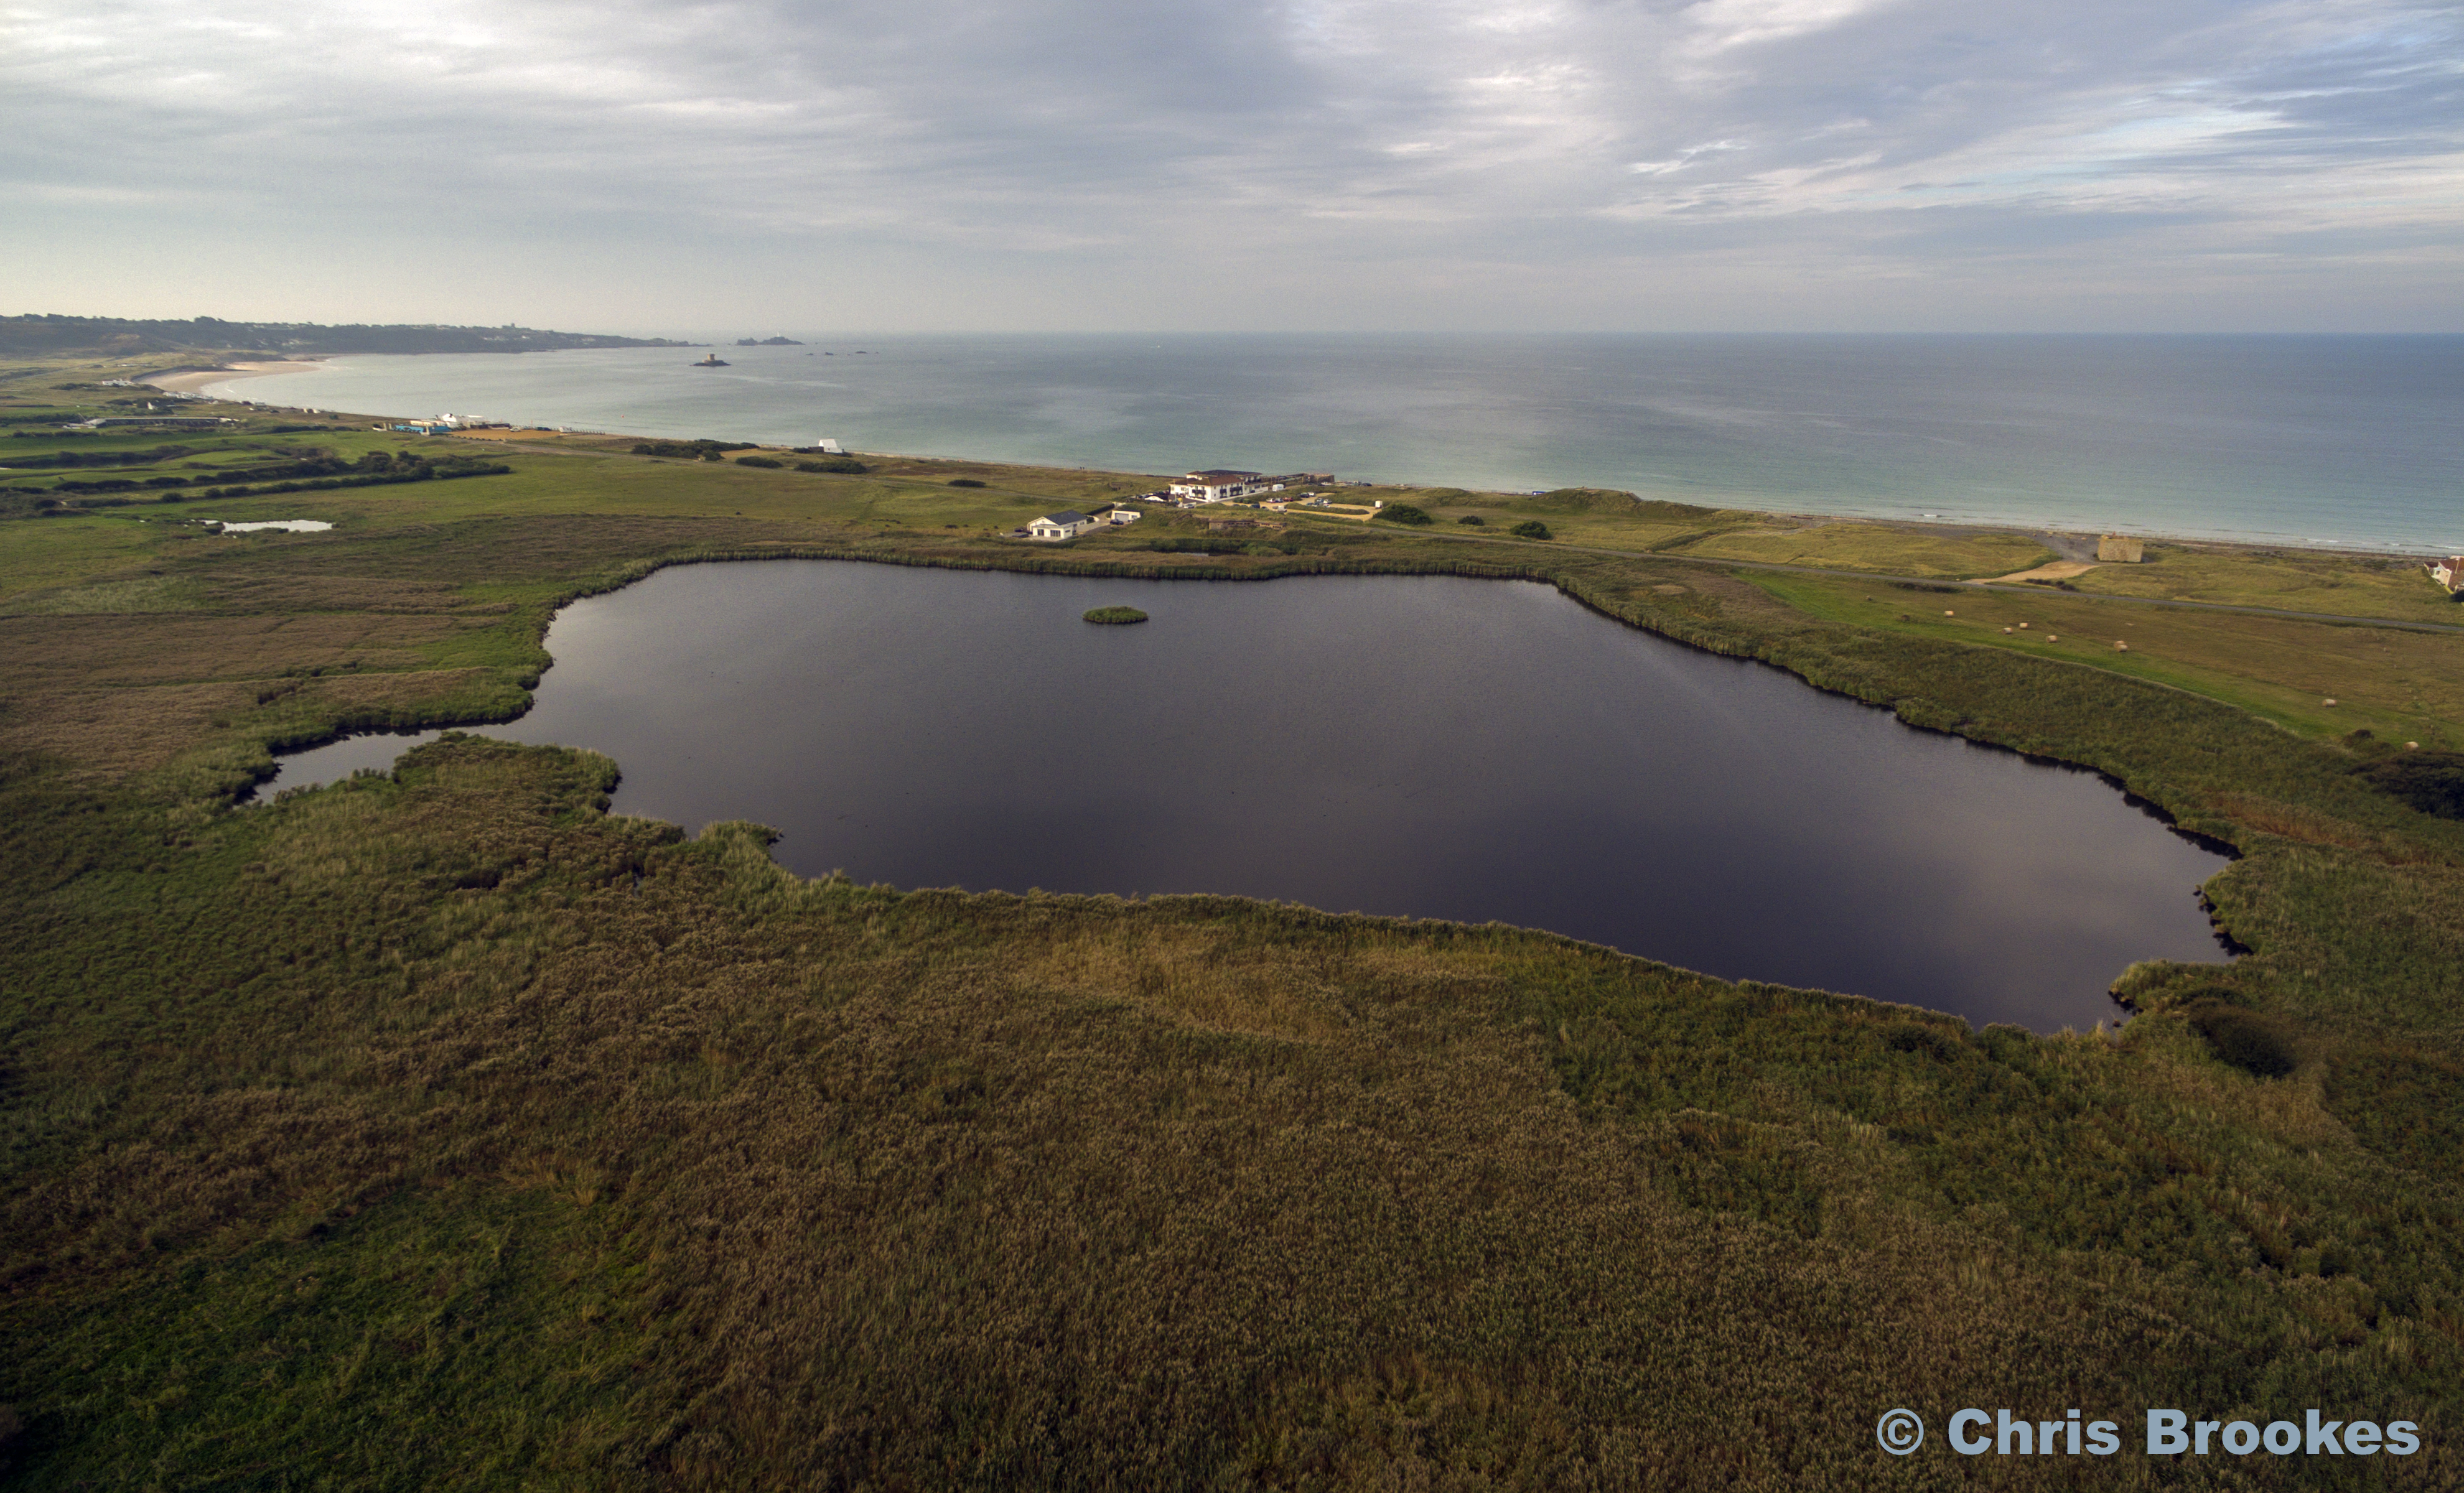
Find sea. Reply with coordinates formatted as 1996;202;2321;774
212;333;2464;552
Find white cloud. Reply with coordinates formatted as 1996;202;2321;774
1682;0;1905;53
0;0;2457;328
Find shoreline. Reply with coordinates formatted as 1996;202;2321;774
144;359;327;396
162;353;2453;558
553;432;2452;565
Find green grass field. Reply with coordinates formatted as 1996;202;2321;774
2071;540;2464;625
1752;571;2464;746
4;357;2462;1487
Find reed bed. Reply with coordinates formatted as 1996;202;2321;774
4;384;2462;1487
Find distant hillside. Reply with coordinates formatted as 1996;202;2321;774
0;314;688;357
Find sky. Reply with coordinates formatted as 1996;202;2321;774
6;0;2461;333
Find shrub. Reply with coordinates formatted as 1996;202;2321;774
1523;486;1642;513
632;439;757;460
1883;1023;1956;1061
1376;503;1434;526
1456;515;1485;526
1511;520;1552;540
1083;606;1149;625
948;478;986;488
795;458;867;474
2184;1002;2297;1078
734;455;783;468
1630;497;1725;521
2353;750;2464;820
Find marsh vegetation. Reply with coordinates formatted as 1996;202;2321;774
1;363;2460;1487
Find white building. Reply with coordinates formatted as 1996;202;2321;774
1105;508;1141;525
2432;557;2464;592
1027;511;1099;541
1170;469;1270;503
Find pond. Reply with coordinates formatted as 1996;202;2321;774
266;562;2233;1030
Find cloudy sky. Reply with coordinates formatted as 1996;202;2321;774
7;0;2460;332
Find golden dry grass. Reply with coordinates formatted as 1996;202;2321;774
0;679;266;775
0;612;453;686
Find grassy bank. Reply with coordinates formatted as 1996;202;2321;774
4;366;2462;1487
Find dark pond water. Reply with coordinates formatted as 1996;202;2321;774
267;562;2232;1030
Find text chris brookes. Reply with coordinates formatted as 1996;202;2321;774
1943;1410;2420;1458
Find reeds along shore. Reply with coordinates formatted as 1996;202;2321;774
1;383;2460;1487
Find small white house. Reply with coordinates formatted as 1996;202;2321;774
1106;508;1142;525
814;438;846;454
1027;511;1098;541
2432;556;2464;592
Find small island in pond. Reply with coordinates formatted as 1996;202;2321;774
1083;605;1149;625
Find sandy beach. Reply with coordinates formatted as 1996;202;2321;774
144;360;325;396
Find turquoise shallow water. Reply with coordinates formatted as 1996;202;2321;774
219;333;2463;552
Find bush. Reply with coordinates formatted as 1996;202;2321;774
1456;514;1485;526
1511;520;1552;540
1376;503;1433;526
2;443;196;470
2185;1003;2298;1078
734;455;782;468
1523;486;1643;513
2354;750;2464;820
1883;1023;1956;1061
1083;606;1149;625
795;458;867;474
178;460;508;503
948;478;986;488
632;439;757;460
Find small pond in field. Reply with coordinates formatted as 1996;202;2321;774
264;561;2233;1030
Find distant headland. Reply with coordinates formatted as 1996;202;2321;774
0;314;688;358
